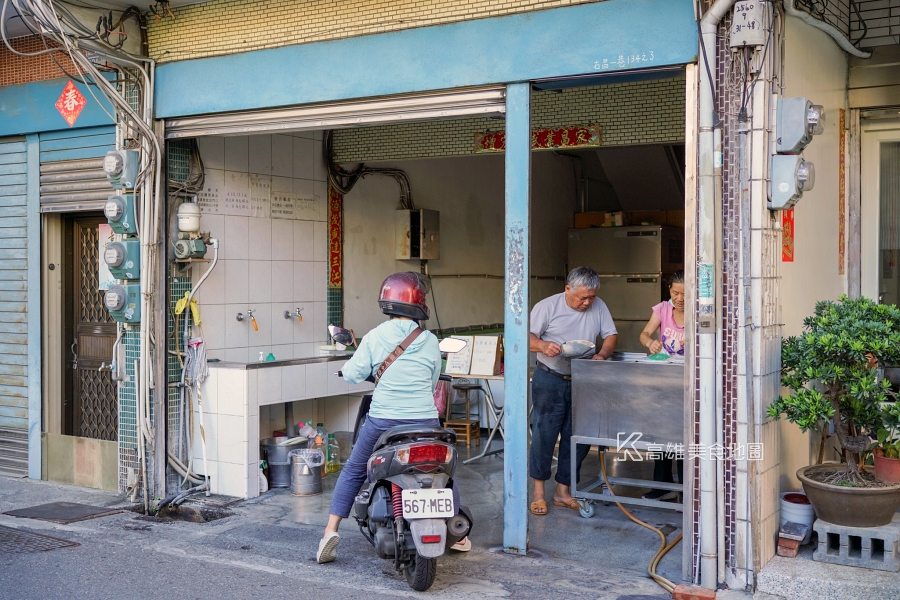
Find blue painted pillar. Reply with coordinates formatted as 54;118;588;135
503;82;530;555
26;134;41;479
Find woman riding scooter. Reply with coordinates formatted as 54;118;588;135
317;271;471;564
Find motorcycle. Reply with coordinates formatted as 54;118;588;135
334;329;472;591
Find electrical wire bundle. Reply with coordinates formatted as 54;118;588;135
2;0;163;514
324;130;415;209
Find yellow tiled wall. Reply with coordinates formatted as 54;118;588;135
147;0;604;63
332;77;686;162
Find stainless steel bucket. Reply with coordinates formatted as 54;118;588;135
290;450;324;496
260;437;306;488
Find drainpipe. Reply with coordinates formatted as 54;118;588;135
699;0;734;590
783;1;871;59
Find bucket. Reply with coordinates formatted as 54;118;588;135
290;449;325;496
780;491;816;545
260;437;307;488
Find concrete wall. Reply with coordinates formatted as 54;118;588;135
342;152;577;335
191;132;330;363
776;16;850;490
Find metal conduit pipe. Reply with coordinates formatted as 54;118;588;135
783;0;870;59
699;0;734;590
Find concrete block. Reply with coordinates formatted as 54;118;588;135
812;514;900;572
672;584;716;600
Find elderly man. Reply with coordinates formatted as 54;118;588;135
529;266;617;515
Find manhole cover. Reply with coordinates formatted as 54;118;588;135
0;525;79;554
3;502;121;524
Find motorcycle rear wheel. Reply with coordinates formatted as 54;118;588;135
405;552;437;591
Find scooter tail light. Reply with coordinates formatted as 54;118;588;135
396;444;452;465
421;535;441;544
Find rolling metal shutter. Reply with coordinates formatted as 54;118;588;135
39;126;115;213
164;87;506;138
0;136;28;476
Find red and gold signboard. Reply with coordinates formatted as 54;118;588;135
328;184;342;289
475;125;601;153
55;80;87;127
782;208;795;263
839;108;846;275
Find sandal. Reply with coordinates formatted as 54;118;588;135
530;500;548;515
552;498;580;511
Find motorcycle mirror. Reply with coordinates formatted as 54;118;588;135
439;337;468;354
328;324;357;348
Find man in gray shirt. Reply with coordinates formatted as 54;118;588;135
528;267;617;515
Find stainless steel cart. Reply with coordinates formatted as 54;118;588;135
570;354;685;517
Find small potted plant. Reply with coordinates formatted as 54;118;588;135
872;402;900;484
768;296;900;527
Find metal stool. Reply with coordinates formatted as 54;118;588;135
445;381;482;448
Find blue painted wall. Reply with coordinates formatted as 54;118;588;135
0;74;115;138
156;0;697;118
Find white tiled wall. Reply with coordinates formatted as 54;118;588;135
191;132;329;363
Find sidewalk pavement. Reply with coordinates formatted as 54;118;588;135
0;475;767;600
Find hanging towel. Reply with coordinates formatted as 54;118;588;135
174;292;202;326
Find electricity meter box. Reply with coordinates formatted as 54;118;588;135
776;97;825;155
104;283;141;323
396;209;440;260
104;194;137;235
104;238;141;280
103;150;140;189
768;154;815;210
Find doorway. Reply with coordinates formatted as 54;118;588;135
41;212;118;490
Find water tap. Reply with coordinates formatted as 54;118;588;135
284;308;303;322
248;309;258;331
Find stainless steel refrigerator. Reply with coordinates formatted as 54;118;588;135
568;226;684;353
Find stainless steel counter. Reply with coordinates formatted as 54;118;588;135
207;354;353;370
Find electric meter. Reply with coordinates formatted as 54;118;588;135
103;239;141;280
768;155;815;210
102;149;140;189
105;283;141;323
776;97;825;154
104;194;137;235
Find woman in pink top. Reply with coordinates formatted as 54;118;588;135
639;270;685;356
638;270;685;500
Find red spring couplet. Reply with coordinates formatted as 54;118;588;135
391;482;403;520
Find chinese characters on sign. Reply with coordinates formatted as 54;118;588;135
195;171;318;219
328;185;342;289
55;80;87;127
249;174;271;218
782;208;795;262
475;126;601;153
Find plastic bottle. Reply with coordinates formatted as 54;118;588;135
312;434;327;477
326;433;341;474
316;422;327;439
259;461;268;494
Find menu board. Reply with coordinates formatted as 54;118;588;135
444;335;474;375
469;335;501;376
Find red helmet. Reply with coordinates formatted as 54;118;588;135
378;272;430;320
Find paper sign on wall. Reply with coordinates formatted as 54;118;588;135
444;335;474;375
249;174;271;218
469;335;501;376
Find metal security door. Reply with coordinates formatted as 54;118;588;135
70;217;117;441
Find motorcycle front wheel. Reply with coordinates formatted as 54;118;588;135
405;552;437;591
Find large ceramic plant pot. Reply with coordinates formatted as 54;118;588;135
798;464;900;527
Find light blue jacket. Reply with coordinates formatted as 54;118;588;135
342;319;440;420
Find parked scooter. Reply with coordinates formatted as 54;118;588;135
335;333;473;591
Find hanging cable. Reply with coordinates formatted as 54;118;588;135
324;130;415;209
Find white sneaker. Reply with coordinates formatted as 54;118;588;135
316;532;341;563
451;536;472;552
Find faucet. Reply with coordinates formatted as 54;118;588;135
284;307;303;322
248;309;258;331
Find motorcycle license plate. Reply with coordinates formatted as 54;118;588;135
401;488;454;519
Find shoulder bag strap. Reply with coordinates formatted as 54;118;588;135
373;326;424;386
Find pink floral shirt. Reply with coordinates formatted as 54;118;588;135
651;301;685;356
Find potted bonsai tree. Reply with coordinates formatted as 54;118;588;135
768;296;900;527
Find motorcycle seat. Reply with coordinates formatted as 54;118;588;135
373;424;457;451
